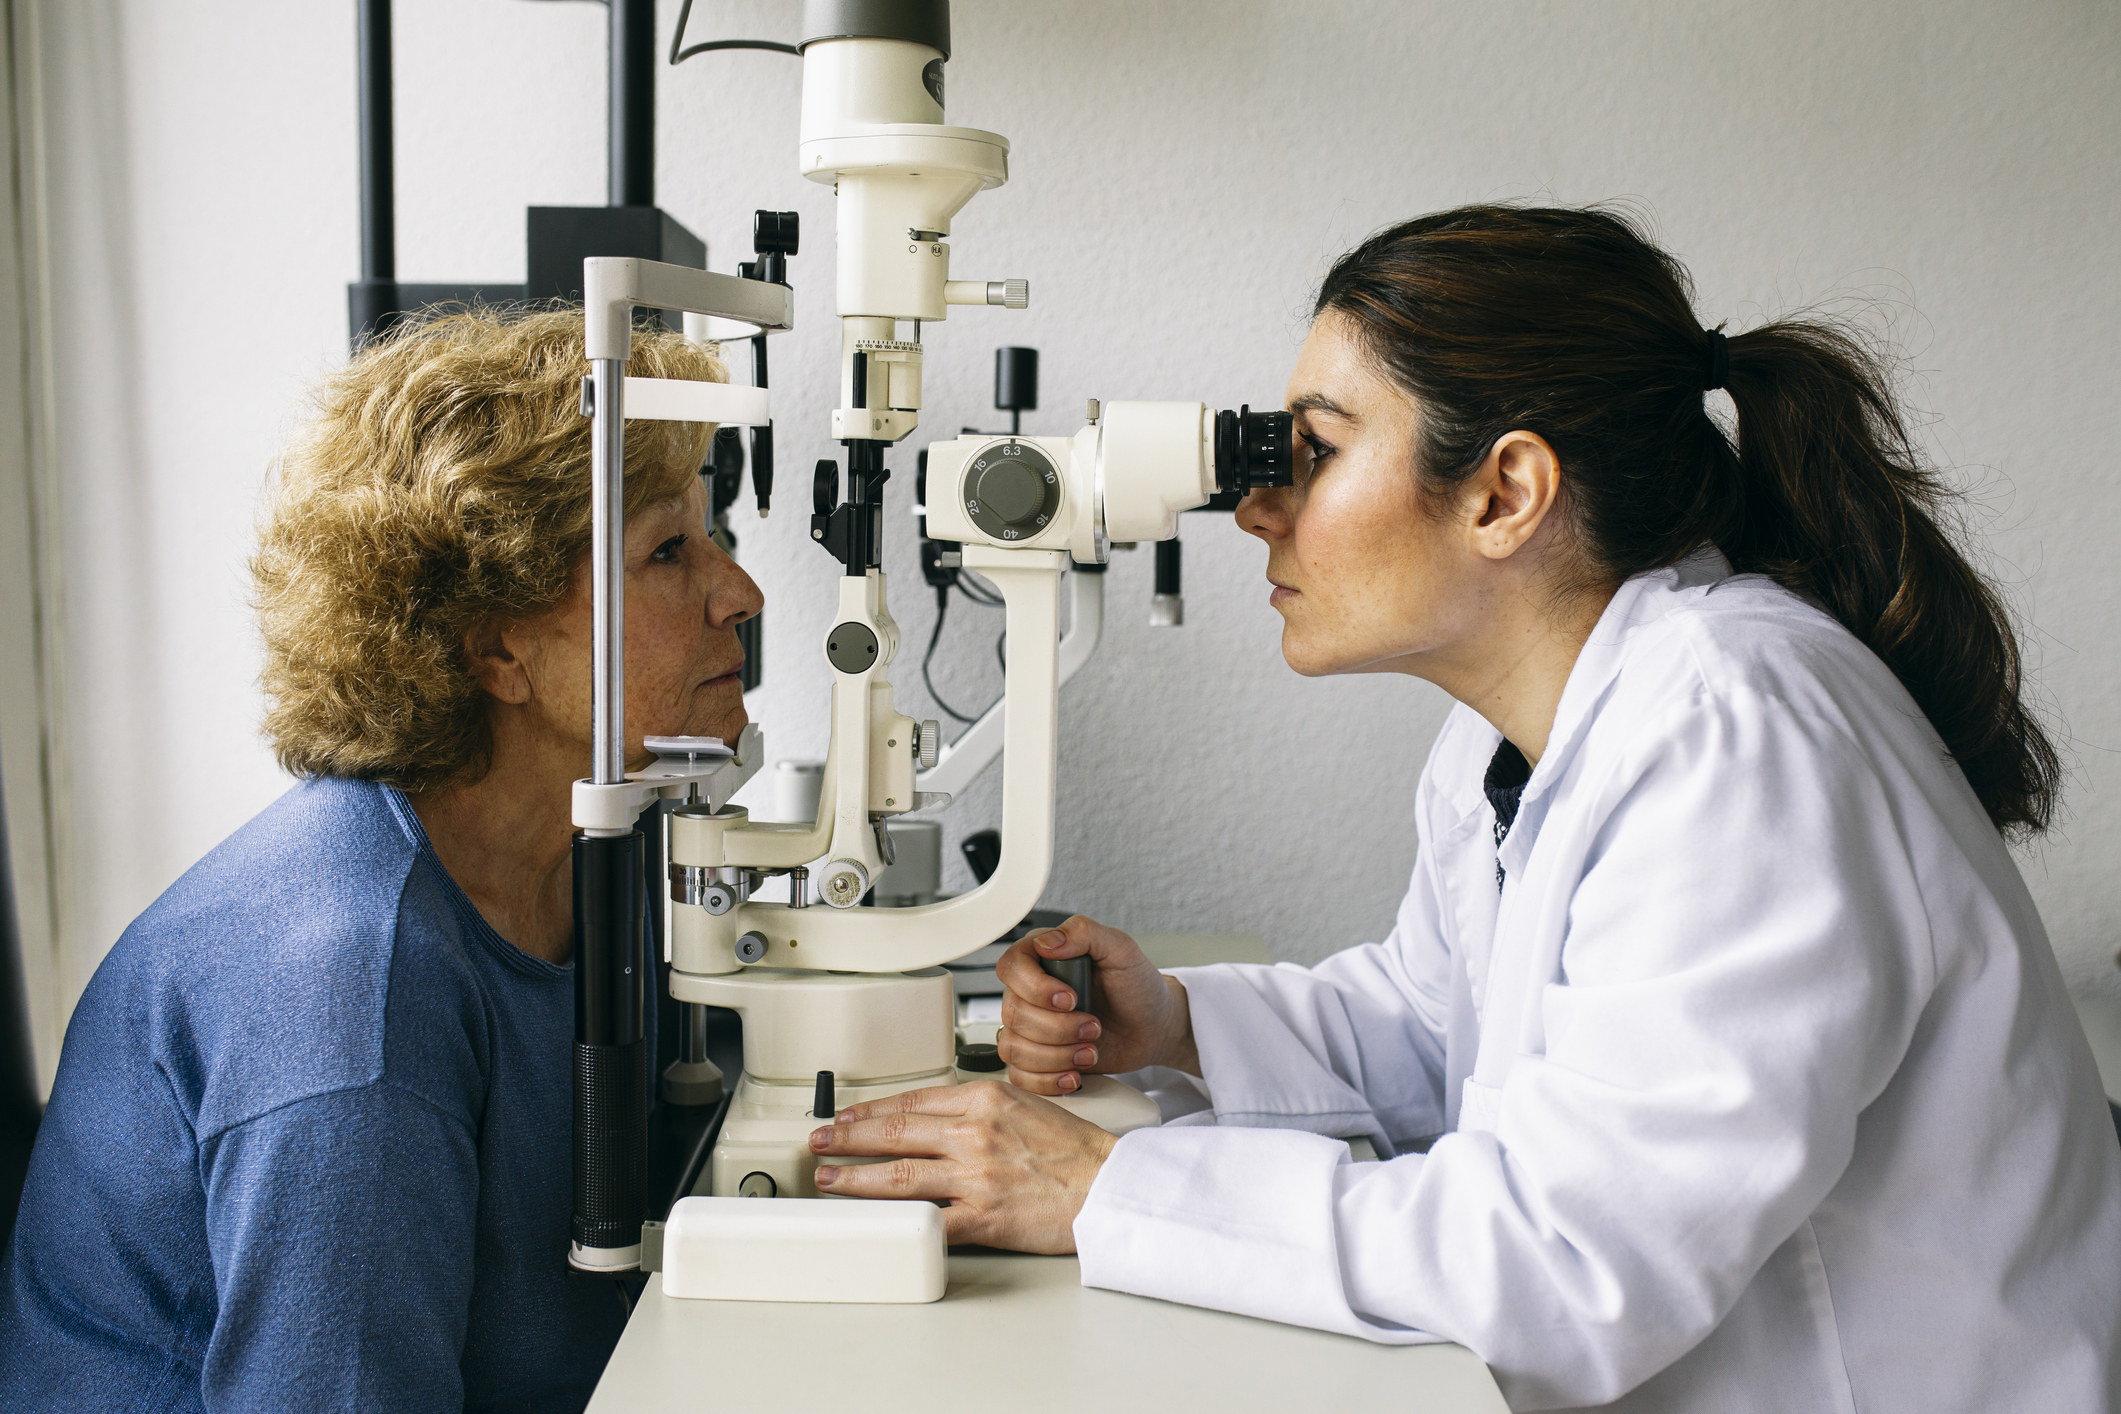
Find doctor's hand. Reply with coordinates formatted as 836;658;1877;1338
994;915;1199;1095
809;1081;1114;1252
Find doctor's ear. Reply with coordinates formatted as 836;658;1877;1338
464;618;534;706
1465;430;1563;561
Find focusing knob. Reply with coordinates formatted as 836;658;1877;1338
975;461;1045;525
817;859;870;909
962;440;1061;543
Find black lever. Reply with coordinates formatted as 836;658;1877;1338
1039;955;1096;1021
745;209;798;518
995;346;1038;436
961;828;1000;884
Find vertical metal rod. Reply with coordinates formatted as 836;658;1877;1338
356;0;394;281
591;358;627;786
608;0;656;207
681;1002;710;1065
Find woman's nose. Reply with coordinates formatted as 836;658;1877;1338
1234;486;1291;541
709;557;764;628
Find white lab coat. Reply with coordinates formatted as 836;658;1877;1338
1075;549;2121;1412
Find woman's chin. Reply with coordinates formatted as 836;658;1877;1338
1280;630;1334;678
1283;641;1380;680
695;701;749;745
686;679;749;742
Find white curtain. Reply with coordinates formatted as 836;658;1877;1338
0;0;67;1100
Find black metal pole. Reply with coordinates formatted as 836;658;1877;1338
572;830;647;1265
609;0;656;207
357;0;393;281
349;0;399;345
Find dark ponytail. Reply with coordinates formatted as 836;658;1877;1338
1316;205;2059;835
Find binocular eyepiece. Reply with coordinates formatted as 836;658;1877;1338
1214;406;1294;497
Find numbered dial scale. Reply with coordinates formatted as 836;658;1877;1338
961;440;1062;542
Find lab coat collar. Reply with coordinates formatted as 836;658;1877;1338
1521;544;1734;814
1418;545;1735;834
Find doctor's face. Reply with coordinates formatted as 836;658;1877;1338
1236;311;1489;681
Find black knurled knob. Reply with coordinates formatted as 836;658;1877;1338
754;209;800;256
956;1041;1004;1072
814;459;839;518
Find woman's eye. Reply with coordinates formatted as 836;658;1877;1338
1300;432;1336;470
652;534;689;564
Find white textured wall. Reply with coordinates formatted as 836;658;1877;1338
35;2;2121;1037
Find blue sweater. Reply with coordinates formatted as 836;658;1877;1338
0;777;628;1412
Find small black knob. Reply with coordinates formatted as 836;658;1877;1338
956;1041;1004;1073
813;1069;836;1120
753;211;799;285
754;209;800;257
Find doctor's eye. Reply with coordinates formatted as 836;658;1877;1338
652;533;689;564
1299;431;1337;471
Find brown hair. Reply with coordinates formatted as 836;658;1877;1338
1316;205;2059;835
254;306;724;791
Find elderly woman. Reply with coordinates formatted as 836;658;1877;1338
0;310;760;1412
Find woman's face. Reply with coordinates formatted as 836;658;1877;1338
511;476;762;767
1237;310;1489;681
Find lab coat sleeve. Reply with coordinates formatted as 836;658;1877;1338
1170;846;1454;1152
1078;691;1933;1408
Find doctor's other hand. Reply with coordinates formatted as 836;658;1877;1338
994;915;1199;1094
810;1081;1113;1253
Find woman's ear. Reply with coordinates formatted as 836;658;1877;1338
464;619;534;706
1467;430;1562;561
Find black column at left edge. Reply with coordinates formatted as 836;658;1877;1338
572;829;647;1261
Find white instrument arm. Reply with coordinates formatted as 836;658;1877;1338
710;547;1063;974
914;568;1103;799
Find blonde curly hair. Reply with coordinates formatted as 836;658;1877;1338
254;307;725;791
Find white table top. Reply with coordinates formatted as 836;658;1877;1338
590;1252;1506;1413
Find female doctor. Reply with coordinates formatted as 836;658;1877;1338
808;206;2121;1412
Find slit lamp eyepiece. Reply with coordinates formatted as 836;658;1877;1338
1214;405;1294;496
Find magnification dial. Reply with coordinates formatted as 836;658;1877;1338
962;440;1061;543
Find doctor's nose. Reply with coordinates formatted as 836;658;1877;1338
1235;486;1291;542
